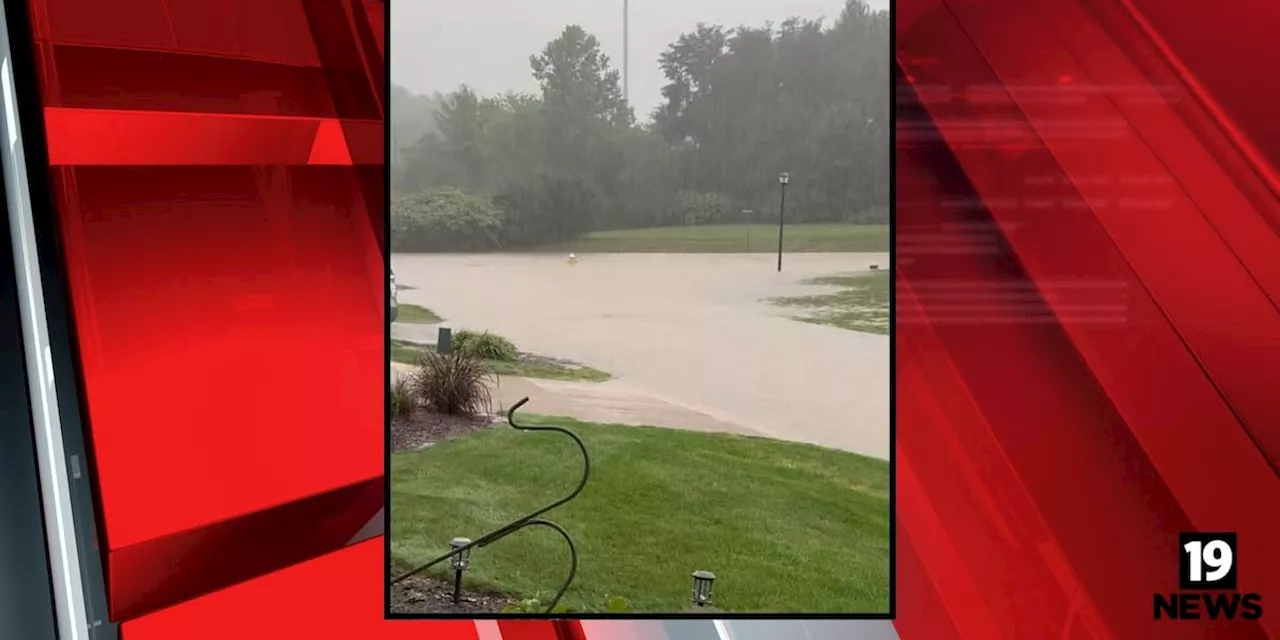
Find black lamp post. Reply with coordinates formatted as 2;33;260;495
691;570;716;607
449;537;472;604
776;172;790;272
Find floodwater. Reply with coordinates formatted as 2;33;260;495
392;252;890;459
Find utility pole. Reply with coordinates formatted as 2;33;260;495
623;0;630;105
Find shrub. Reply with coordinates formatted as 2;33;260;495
493;175;598;247
453;330;518;362
390;376;417;421
411;350;494;416
671;190;733;226
391;188;504;252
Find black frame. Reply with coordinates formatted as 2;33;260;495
381;0;898;621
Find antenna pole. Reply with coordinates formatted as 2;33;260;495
623;0;630;105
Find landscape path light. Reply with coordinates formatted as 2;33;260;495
692;570;716;607
450;537;472;604
390;398;588;614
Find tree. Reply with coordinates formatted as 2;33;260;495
390;83;441;192
653;24;729;143
432;86;494;191
531;25;633;128
476;92;549;192
606;125;682;229
390;1;891;250
652;2;890;223
530;25;633;183
494;175;598;247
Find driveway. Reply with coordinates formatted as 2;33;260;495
392;252;890;459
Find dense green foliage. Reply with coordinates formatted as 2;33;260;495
452;330;518;362
390;188;503;252
391;1;888;251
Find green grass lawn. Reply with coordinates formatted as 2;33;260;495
391;339;610;382
485;358;610;382
390;415;890;613
770;271;890;335
395;303;443;324
390;339;424;366
539;224;888;254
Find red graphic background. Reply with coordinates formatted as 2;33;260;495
895;0;1280;639
13;0;1280;638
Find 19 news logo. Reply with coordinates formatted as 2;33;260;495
1154;532;1263;621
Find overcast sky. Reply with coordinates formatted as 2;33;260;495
390;0;890;117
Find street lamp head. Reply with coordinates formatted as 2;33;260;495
778;172;790;185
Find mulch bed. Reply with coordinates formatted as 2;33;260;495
390;573;514;614
391;410;498;452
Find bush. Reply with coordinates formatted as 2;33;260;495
411;350;493;416
670;191;733;226
453;330;518;362
493;175;598;247
390;376;417;421
391;188;504;252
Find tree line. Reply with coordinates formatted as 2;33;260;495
391;0;888;252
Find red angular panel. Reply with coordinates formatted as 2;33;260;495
48;45;339;116
21;0;389;622
119;539;476;639
1123;0;1280;187
308;118;354;165
119;536;585;638
52;164;383;552
106;477;381;621
44;108;327;165
19;0;1280;635
894;0;1280;639
41;0;321;66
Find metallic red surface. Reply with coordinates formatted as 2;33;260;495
896;1;1280;639
12;0;1280;636
31;0;386;553
42;108;381;166
497;621;575;640
106;477;381;620
119;539;474;638
20;0;399;629
51;161;384;551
